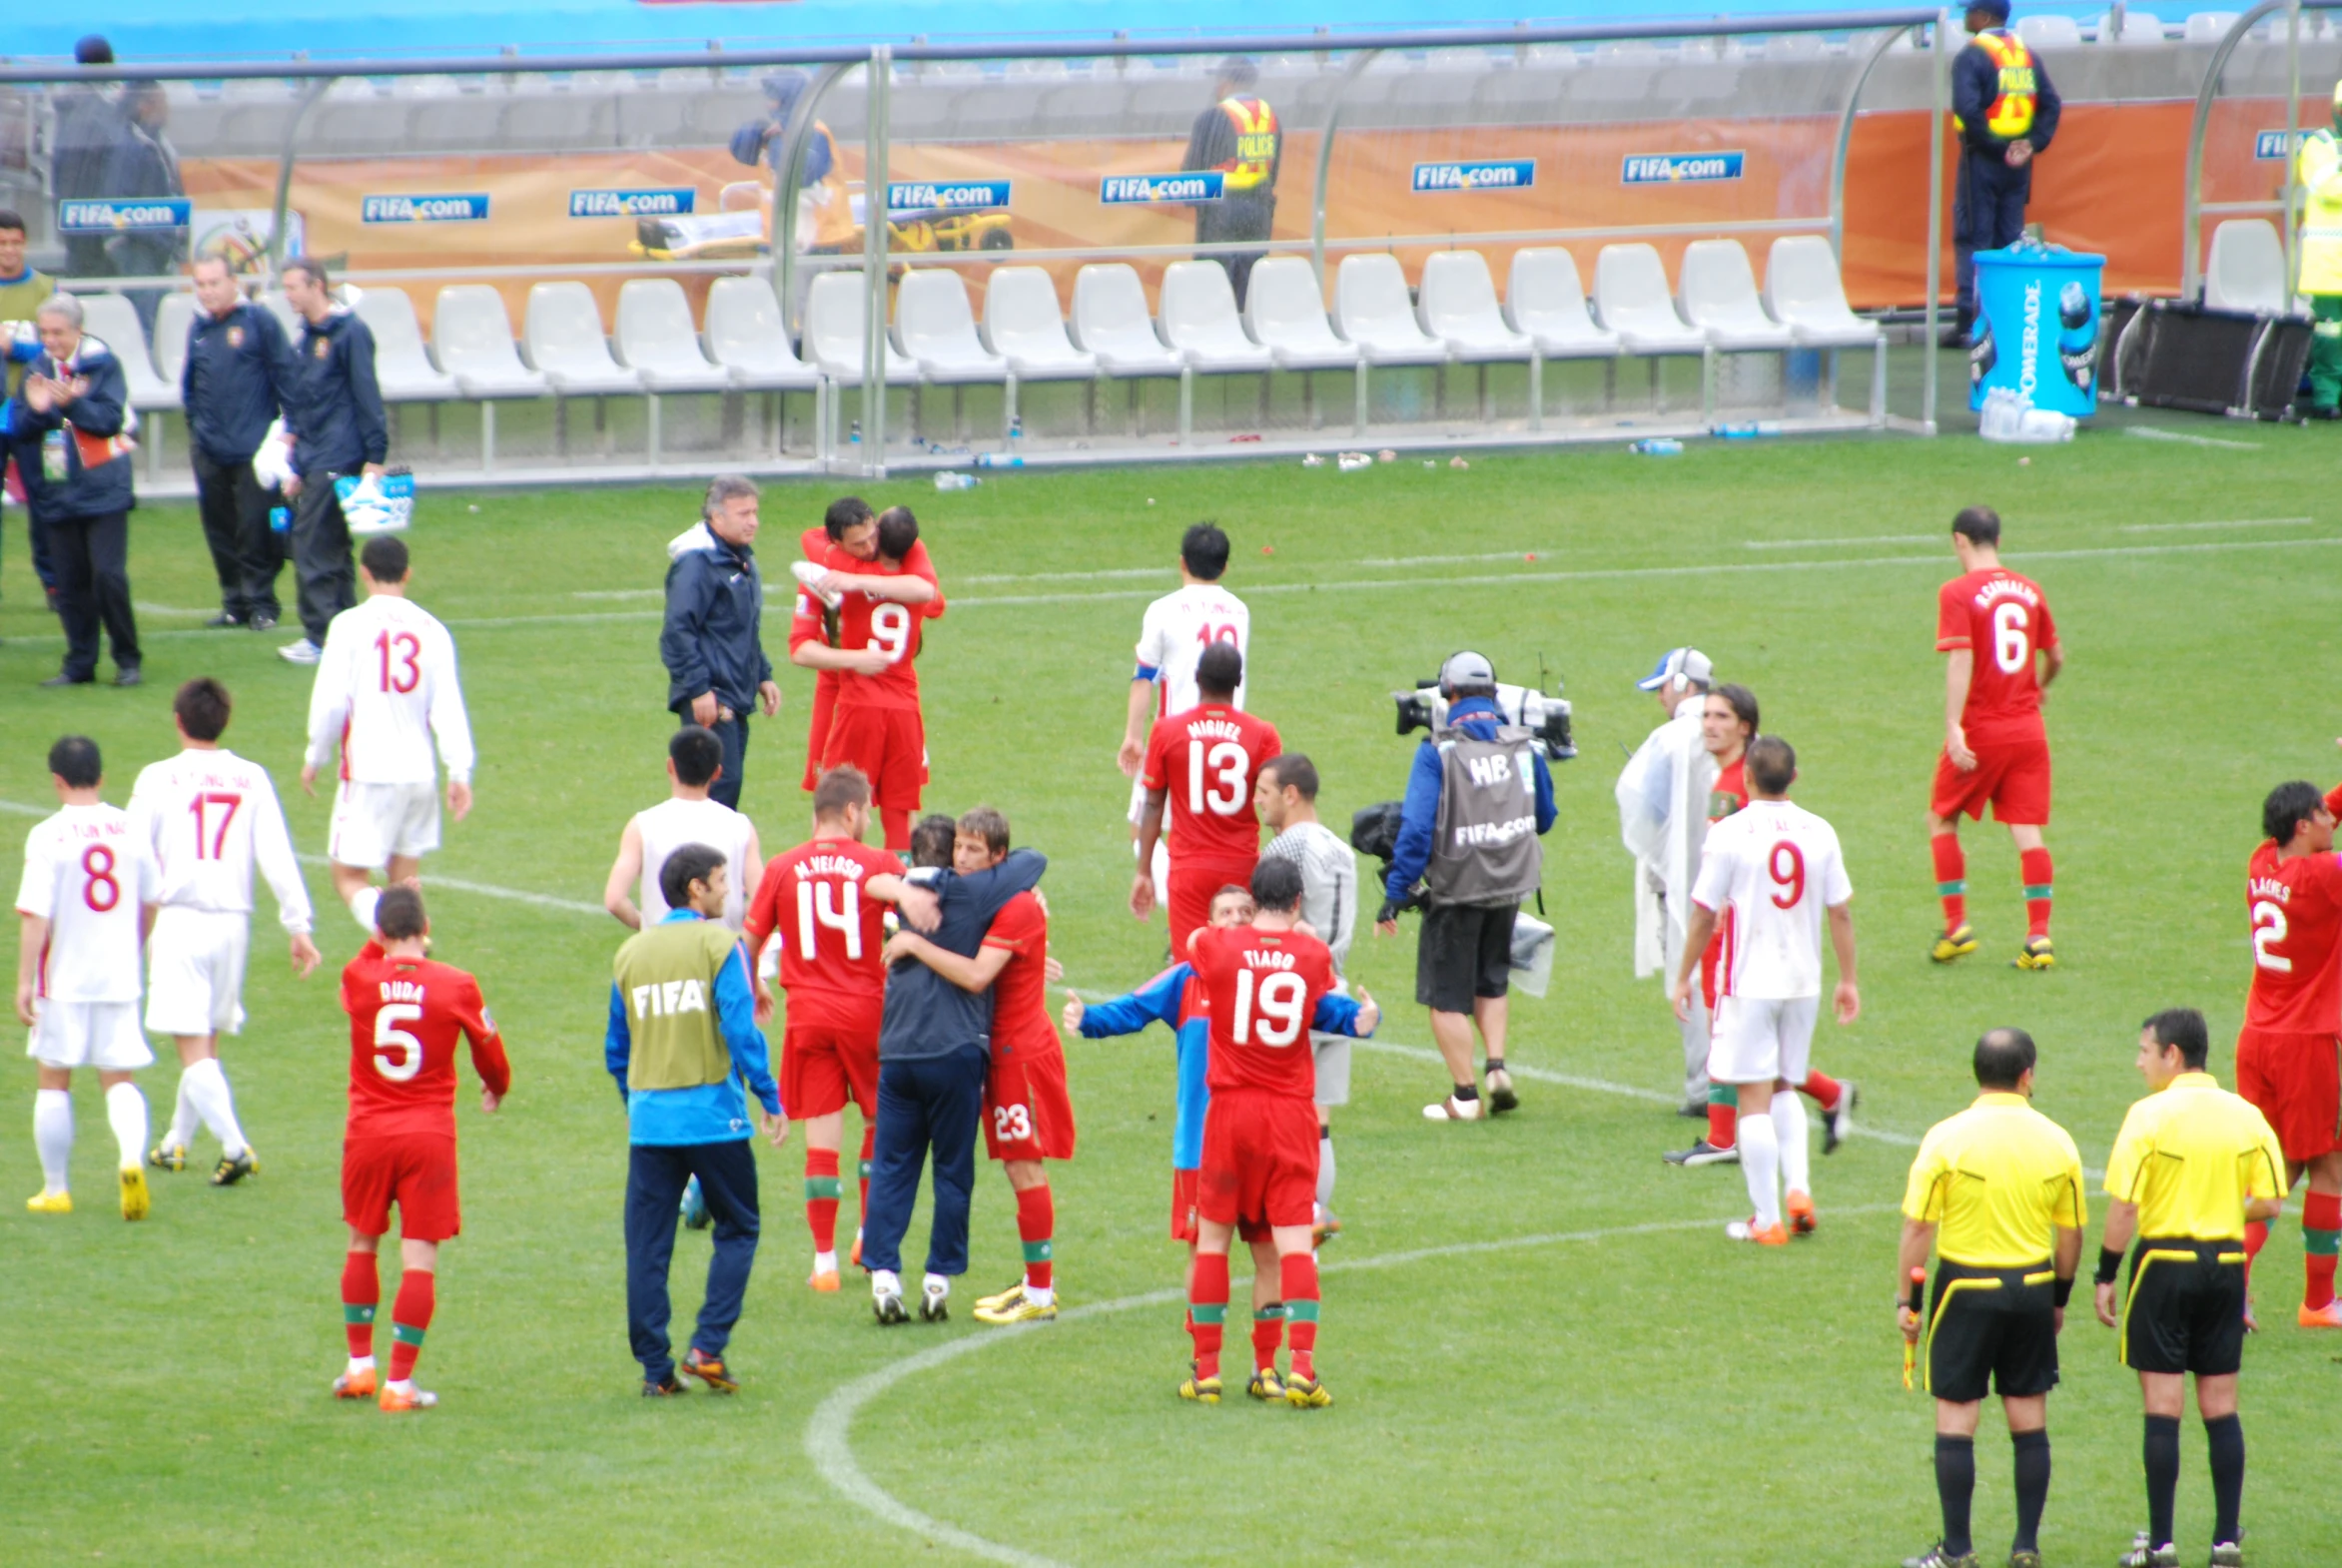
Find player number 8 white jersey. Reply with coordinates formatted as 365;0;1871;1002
1690;799;1852;1001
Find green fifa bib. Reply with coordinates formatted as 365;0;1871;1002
611;920;740;1093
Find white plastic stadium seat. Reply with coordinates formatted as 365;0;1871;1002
151;292;199;387
701;276;819;389
979;267;1099;380
257;290;303;345
77;293;180;411
1590;244;1709;355
1416;251;1532;362
522;283;643;396
1503;249;1621;359
2095;8;2167;43
804;271;918;385
1762;237;1883;348
1159;262;1273;373
1068;265;1183;377
2202;219;2290;315
612;279;731;393
1242;257;1358;370
892;270;1008;384
2014;15;2084;47
431;285;549;397
2182;11;2239;41
1333;254;1447;365
353;287;459;401
1679;240;1796;352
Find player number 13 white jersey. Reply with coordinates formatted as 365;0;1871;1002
1691;799;1852;1001
307;595;476;788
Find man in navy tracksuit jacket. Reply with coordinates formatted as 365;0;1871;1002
660;477;779;811
181;256;297;630
276;258;387;662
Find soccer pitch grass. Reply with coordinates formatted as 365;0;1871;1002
4;424;2341;1567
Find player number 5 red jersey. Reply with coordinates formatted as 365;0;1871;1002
340;942;512;1141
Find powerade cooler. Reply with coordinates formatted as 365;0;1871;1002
1967;242;2104;417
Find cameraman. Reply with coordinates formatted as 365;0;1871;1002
1376;652;1555;1122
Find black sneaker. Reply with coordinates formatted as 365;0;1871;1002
249;612;278;631
641;1372;686;1397
41;671;94;688
113;665;142;688
918;1279;951;1322
1662;1139;1739;1168
209;1148;259;1186
1822;1081;1859;1156
679;1347;737;1393
1901;1544;1979;1568
1485;1065;1518;1115
204;612;243;629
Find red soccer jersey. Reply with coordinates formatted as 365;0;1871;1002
340;942;511;1142
744;835;905;1020
981;889;1057;1053
2244;839;2342;1034
788;540;946;714
1141;703;1281;868
1937;567;2057;740
1191;922;1337;1101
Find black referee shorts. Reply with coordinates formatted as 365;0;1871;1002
2121;1239;2248;1377
1926;1259;2060;1403
1415;899;1519;1014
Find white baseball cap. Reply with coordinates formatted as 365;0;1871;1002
1438;650;1496;694
1636;647;1715;691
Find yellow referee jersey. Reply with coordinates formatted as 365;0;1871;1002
1903;1092;2088;1266
2103;1072;2286;1241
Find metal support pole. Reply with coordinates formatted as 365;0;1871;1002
1311;50;1380;293
1529;348;1544;431
773;60;854;334
1923;14;1948;436
1832;28;1908;265
2181;2;2282;300
2283;0;2303;315
269;79;334;276
861;47;892;478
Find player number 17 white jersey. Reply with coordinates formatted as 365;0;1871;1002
307;594;476;788
129;748;314;933
1691;799;1852;1001
1136;582;1249;719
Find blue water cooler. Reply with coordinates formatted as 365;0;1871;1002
1968;243;2105;417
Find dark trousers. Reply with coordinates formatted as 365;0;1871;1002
700;712;749;810
1953;151;2032;322
2;452;58;594
192;448;282;620
49;509;141;679
290;469;357;643
862;1044;987;1278
624;1139;762;1383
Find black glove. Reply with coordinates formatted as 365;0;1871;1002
1376;898;1404;926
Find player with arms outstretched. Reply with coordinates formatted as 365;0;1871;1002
1119;521;1249;902
1135;642;1280;958
1180;857;1376;1410
302;535;474;935
1928;505;2063;970
335;886;509;1411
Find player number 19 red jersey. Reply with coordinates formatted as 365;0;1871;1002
1191;923;1337;1100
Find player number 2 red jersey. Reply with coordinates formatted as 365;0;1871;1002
2244;839;2342;1035
1142;703;1281;867
1937;567;2056;739
340;942;512;1142
1191;923;1337;1100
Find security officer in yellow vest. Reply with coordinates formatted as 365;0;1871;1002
1951;0;2061;346
606;843;788;1397
1180;56;1281;309
2291;80;2342;418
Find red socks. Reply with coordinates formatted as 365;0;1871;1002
881;808;912;851
1932;835;1967;932
341;1249;379;1358
1707;1100;1737;1151
389;1269;434;1383
1800;1072;1843;1114
2304;1191;2341;1311
1251;1304;1285;1372
1187;1250;1229;1379
1280;1252;1321;1380
1016;1181;1056;1292
2019;848;2054;940
805;1148;842;1252
2243;1218;2268;1288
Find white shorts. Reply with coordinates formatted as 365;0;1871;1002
1707;994;1818;1087
1311;1032;1351;1108
28;1001;154;1072
144;907;252;1038
1127;774;1150;826
329;780;439;870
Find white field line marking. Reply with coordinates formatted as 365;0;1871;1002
1742;533;1942;549
2117;516;2314;533
2122;426;2261;451
1357;549;1568;566
959;566;1171;584
571;588;664;600
804;1202;1907;1567
133;601;223;617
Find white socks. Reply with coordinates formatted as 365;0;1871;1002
814;1249;839;1275
1738;1106;1782;1231
34;1089;72;1192
1316;1130;1336;1210
350;885;383;936
166;1070;200;1152
1771;1089;1812;1203
178;1058;248;1159
104;1082;148;1173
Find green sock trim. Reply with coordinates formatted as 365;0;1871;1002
804;1176;843;1200
1253;1302;1286;1321
390;1322;425;1348
858;1161;874;1180
1022;1238;1053;1263
1190;1302;1227;1325
2307;1227;2341;1258
1283;1299;1320;1324
2022;884;2053;901
1708;1083;1737;1108
1937;880;1966;897
344;1303;377;1325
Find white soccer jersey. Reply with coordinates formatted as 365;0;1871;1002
306;594;475;787
1135;582;1250;719
15;804;158;1004
1691;799;1853;1002
634;795;757;931
130;748;314;934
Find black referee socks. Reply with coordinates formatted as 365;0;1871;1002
2009;1427;2050;1554
1452;1083;1479;1102
1934;1434;1975;1556
2144;1414;2181;1549
2204;1412;2244;1548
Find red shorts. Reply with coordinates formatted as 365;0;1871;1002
782;1001;882;1121
1931;729;2051;825
984;1040;1077;1162
2235;1026;2342;1163
1168;859;1255;960
1197;1089;1318;1233
802;669;840;793
821;703;925;812
342;1132;460;1242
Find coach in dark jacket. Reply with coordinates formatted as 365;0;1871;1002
660;474;780;810
275;257;387;664
183;255;295;630
0;293;141;685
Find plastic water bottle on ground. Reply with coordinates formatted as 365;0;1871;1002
933;471;978;491
975;452;1023;468
1978;387;2075;444
1629;437;1683;456
1708;420;1780;439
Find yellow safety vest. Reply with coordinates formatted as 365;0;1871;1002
805;121;859;250
1213;97;1279;194
1952;31;2038;142
2297;126;2342;296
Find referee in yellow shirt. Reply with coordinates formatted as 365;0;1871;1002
2092;1009;2285;1568
1897;1027;2086;1568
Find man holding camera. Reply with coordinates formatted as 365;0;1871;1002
1376;652;1555;1122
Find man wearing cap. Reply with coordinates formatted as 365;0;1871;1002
1617;647;1719;1122
1178;56;1281;309
1950;0;2061;346
1376;652;1556;1122
2292;80;2342;419
731;72;856;260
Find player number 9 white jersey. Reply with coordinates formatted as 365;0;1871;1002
1690;800;1852;1001
1136;583;1249;719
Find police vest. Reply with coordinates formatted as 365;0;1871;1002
1953;31;2038;142
1214;97;1280;194
611;919;740;1094
1426;723;1544;907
